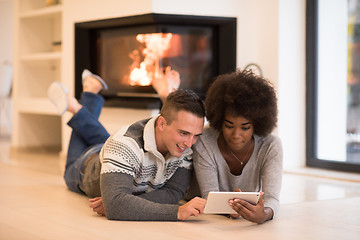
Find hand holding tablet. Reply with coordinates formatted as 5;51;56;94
204;191;261;214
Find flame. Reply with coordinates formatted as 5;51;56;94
129;62;151;86
129;33;173;86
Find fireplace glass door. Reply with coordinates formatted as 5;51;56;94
75;13;236;108
96;25;214;99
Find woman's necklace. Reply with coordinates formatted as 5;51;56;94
228;138;253;165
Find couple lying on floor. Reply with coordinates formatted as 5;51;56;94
47;68;282;223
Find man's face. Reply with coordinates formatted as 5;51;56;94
157;110;204;157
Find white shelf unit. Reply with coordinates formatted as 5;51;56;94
13;0;63;150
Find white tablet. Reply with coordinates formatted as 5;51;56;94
204;191;261;214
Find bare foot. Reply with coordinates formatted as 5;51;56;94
83;76;103;94
152;66;181;103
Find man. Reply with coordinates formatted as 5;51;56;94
48;69;206;221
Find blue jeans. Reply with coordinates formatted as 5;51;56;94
64;92;110;194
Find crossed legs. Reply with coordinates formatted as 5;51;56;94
48;70;110;194
48;68;181;195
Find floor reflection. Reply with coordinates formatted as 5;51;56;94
280;173;360;204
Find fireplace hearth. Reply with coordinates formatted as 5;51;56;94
75;13;236;108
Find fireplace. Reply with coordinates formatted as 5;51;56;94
75;13;236;108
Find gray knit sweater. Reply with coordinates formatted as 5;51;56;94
99;116;193;221
193;126;283;218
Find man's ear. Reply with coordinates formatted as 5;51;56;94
157;116;167;131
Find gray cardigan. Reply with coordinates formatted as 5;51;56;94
193;126;283;218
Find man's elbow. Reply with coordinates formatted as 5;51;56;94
102;199;122;220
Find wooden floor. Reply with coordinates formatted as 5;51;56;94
1;136;360;240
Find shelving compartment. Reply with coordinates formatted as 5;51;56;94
12;0;64;151
19;12;62;55
19;59;61;98
17;59;61;115
15;113;62;150
19;0;62;16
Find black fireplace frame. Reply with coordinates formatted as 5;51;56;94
75;13;236;108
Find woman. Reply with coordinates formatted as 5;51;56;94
193;69;283;223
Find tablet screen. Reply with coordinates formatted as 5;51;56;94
204;191;260;214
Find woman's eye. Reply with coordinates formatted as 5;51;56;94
225;124;233;129
242;127;251;131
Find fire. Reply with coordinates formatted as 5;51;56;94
129;62;151;86
129;33;173;86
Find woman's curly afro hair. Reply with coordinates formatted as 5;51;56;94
205;69;278;136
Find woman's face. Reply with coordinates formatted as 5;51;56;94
221;114;254;152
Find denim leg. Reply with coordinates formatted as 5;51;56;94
64;92;110;194
80;92;104;118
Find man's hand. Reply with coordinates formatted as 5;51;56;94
89;197;106;216
177;197;206;221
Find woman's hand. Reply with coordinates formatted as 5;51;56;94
89;197;106;216
228;188;241;219
229;192;273;223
